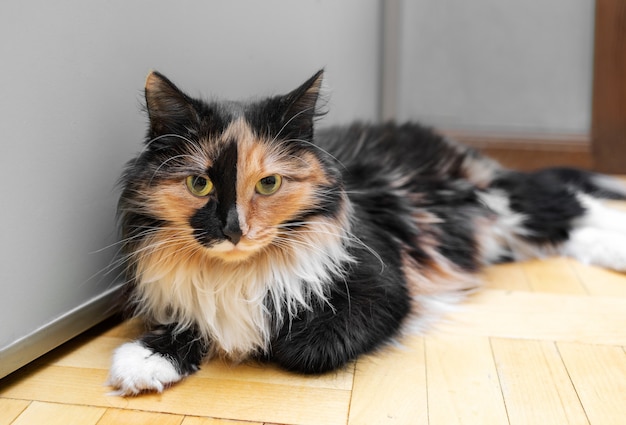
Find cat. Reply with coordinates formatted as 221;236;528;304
107;69;626;396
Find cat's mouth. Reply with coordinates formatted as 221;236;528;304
207;239;261;262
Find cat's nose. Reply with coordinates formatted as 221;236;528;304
223;227;242;245
223;206;242;245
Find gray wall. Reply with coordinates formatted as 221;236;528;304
0;0;381;376
396;0;595;134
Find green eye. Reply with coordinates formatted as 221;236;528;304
255;174;282;195
185;175;213;197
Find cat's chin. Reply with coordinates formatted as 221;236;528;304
206;240;261;263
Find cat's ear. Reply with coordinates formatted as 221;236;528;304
144;71;198;135
278;69;325;140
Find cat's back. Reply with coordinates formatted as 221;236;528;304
315;122;473;178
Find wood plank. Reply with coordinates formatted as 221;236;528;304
10;401;105;425
482;262;530;292
351;338;426;422
181;416;263;425
0;365;351;425
348;335;427;425
569;260;626;297
435;289;626;345
522;257;586;295
100;317;144;339
49;336;123;370
424;336;508;425
97;409;184;425
557;342;626;424
0;398;30;425
491;339;588;425
195;358;355;391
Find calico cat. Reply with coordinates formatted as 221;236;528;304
107;70;626;396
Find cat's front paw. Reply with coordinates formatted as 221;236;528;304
107;341;183;396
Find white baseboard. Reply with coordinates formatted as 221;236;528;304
0;285;124;379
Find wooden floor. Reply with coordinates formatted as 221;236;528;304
2;247;626;423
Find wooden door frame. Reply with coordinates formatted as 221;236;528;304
591;0;626;174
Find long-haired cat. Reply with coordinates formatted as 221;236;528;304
108;70;626;395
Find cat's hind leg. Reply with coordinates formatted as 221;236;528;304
107;325;207;396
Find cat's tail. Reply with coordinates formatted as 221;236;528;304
532;167;626;200
480;166;626;271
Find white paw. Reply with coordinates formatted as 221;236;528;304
106;341;182;396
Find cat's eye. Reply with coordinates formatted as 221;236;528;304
255;174;282;195
185;175;214;197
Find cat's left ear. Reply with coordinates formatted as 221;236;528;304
278;69;325;140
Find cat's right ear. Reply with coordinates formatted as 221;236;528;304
144;71;198;136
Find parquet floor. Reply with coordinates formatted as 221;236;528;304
2;219;626;423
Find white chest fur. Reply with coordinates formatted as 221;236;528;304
131;227;353;358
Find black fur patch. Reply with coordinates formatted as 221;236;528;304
189;200;223;247
491;170;586;244
534;167;626;200
189;140;242;246
140;325;208;376
210;140;241;243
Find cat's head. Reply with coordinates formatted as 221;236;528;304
119;70;346;264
